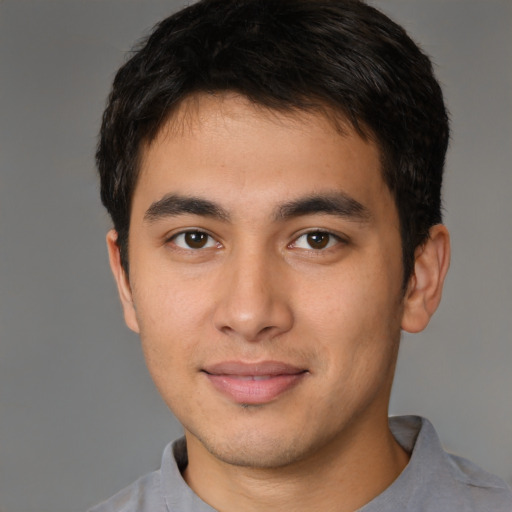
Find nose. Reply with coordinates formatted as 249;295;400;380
212;249;294;342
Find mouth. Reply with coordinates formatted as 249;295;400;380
202;361;308;405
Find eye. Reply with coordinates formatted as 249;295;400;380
291;231;341;250
170;230;219;250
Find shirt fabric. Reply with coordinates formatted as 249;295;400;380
88;415;512;512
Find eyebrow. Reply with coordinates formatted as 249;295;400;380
144;194;230;223
143;191;371;224
275;193;371;222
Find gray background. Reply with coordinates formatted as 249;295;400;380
0;1;510;511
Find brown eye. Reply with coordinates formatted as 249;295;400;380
172;231;217;249
291;231;341;251
186;232;208;248
306;232;330;249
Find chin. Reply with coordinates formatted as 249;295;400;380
190;424;316;469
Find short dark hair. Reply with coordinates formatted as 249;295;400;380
97;0;449;284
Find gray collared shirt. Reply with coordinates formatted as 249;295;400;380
89;416;512;511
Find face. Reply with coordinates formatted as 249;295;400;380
112;94;410;469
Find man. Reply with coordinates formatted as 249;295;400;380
90;0;512;510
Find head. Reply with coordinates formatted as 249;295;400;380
97;0;451;478
97;0;449;287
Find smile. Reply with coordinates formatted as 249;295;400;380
202;361;308;405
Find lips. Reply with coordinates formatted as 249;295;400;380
202;361;307;404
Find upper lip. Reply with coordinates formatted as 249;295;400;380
202;360;307;376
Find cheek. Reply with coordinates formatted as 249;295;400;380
298;256;402;371
133;281;210;415
134;264;211;327
301;258;399;325
131;272;214;375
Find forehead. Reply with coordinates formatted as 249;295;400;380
135;93;389;215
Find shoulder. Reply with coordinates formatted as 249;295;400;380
87;437;216;512
361;416;512;512
415;416;512;510
443;451;512;511
86;439;182;512
87;469;164;512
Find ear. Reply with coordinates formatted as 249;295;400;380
106;230;140;333
401;224;451;333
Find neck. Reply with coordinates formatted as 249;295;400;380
183;414;409;512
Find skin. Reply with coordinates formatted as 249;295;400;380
108;93;450;512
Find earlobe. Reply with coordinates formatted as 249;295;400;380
401;224;451;333
106;230;140;334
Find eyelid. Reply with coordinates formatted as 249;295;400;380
166;228;221;250
163;227;347;252
289;229;347;250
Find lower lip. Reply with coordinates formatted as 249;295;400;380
205;373;306;404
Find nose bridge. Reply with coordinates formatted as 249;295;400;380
213;242;293;341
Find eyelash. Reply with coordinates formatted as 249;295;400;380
289;230;345;251
168;230;220;250
167;229;345;252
